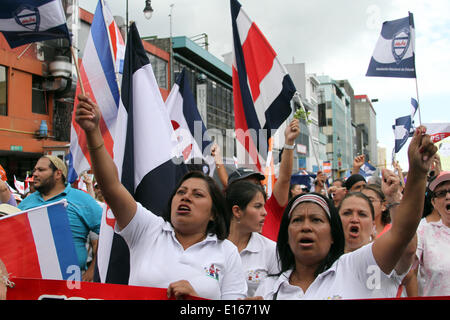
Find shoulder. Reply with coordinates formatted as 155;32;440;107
252;232;277;250
220;238;240;254
17;193;40;210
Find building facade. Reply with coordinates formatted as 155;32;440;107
284;63;327;173
317;75;353;178
354;94;378;166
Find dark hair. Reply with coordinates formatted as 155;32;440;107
275;192;345;277
332;178;345;187
288;184;300;200
226;180;266;217
338;192;375;220
163;171;230;240
344;174;366;190
362;184;391;225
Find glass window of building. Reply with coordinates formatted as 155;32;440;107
32;75;47;114
0;66;7;116
147;53;168;89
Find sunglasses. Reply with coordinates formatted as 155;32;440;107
433;189;450;198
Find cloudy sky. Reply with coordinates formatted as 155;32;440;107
79;0;450;170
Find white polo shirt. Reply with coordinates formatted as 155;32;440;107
117;202;248;300
240;232;280;297
254;243;405;300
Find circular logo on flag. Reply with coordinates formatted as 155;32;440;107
14;5;40;32
391;28;411;64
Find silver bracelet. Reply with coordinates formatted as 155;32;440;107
284;143;295;150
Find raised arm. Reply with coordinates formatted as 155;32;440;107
372;126;437;274
211;143;229;189
351;155;365;175
75;94;136;230
272;118;300;207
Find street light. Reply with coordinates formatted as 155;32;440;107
143;0;154;20
126;0;154;34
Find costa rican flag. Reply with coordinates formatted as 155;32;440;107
13;175;25;195
0;200;78;280
230;0;295;173
67;0;125;184
165;68;214;174
0;0;71;48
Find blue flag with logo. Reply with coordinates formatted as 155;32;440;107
0;0;71;48
366;12;416;78
393;115;412;153
359;162;376;178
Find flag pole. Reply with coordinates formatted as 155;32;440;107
70;46;85;95
414;77;422;125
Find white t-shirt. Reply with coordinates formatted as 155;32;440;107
254;243;405;300
416;219;450;296
117;202;248;300
240;232;280;297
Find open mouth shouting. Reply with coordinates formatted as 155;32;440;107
348;225;360;238
176;204;191;215
298;236;315;248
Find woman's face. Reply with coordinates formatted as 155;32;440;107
235;191;267;233
291;185;304;197
431;181;450;227
170;178;213;235
288;202;333;267
361;189;385;222
339;196;375;252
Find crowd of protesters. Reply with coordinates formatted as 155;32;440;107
0;94;448;300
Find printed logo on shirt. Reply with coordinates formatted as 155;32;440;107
247;269;267;284
325;295;343;300
204;264;220;281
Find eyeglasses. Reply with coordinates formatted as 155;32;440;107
433;189;450;198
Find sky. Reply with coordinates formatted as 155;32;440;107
78;0;450;171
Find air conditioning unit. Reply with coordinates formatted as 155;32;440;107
36;42;44;61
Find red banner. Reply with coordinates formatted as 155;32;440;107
7;277;204;300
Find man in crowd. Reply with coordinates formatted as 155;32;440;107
18;156;102;279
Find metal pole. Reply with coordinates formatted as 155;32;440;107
126;0;129;35
169;4;174;88
415;77;422;125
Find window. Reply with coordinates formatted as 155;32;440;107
32;75;47;114
147;53;168;89
318;103;326;127
0;66;6;116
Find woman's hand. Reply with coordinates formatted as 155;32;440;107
167;280;199;300
75;94;101;133
408;126;437;175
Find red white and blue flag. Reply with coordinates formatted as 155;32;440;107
230;0;295;172
165;68;214;174
67;0;125;184
0;200;78;280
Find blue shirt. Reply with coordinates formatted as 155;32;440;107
18;184;102;270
